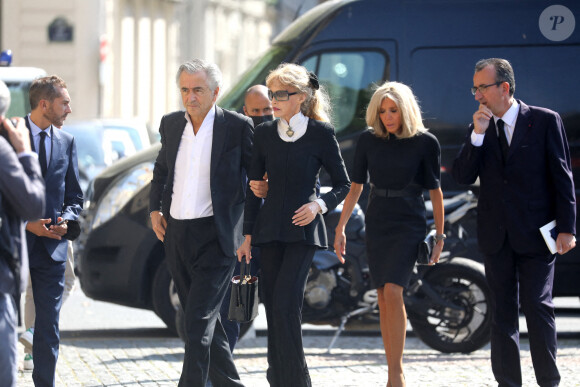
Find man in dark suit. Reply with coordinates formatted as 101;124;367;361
0;80;45;387
23;76;83;387
453;58;576;387
150;59;258;387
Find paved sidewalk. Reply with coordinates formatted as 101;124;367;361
16;333;580;386
15;282;580;386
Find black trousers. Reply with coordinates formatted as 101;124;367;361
260;242;316;387
484;237;559;387
165;216;244;387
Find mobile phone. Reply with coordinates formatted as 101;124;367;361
56;219;67;226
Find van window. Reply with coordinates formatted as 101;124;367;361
410;46;580;139
219;46;292;112
302;51;387;136
5;83;31;117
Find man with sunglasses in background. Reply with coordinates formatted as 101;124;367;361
453;58;576;387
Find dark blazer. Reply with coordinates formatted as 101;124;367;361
452;100;576;256
243;119;350;248
24;117;84;262
0;136;45;294
149;107;258;257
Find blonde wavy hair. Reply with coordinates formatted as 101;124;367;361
266;63;331;123
366;81;426;139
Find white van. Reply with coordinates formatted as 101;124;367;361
0;66;46;117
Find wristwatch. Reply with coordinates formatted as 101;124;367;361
435;233;446;243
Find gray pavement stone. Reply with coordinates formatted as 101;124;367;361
16;335;580;386
16;282;580;386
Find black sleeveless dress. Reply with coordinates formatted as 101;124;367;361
351;130;441;288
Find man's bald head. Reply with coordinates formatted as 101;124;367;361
243;85;272;118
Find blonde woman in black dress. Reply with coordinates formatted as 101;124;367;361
334;82;445;387
237;63;350;386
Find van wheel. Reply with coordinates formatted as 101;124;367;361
152;260;178;335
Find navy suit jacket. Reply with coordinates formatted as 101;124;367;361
25;117;83;262
452;100;576;256
0;136;45;294
149;107;259;257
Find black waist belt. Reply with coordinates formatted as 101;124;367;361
370;184;422;198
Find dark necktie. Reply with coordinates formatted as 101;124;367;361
497;119;509;163
39;131;48;176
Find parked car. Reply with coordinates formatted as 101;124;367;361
99;118;155;150
78;0;580;333
62;119;153;192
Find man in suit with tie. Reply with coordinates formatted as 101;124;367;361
23;75;83;387
453;58;576;387
150;59;258;387
0;80;45;387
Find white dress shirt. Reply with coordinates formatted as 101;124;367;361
170;106;215;220
27;114;52;167
471;100;520;147
277;112;328;214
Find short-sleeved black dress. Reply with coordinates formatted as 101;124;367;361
351;130;441;288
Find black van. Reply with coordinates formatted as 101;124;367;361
78;0;580;332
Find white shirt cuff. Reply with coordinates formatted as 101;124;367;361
315;198;328;214
18;151;37;159
470;131;485;147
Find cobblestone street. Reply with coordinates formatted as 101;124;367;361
17;333;580;386
15;283;580;386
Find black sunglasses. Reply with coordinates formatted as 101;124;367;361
268;90;299;101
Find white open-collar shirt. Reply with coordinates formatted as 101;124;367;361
170;106;215;220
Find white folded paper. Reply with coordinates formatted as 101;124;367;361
539;220;557;254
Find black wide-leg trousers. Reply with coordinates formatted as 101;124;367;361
165;216;244;387
260;242;316;387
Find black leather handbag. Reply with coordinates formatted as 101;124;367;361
417;229;436;265
227;260;259;323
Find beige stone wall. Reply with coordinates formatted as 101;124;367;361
2;0;101;119
1;0;279;130
101;0;181;131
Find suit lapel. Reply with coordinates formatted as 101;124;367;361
507;100;533;160
168;113;188;168
210;106;227;179
47;126;61;177
25;116;35;152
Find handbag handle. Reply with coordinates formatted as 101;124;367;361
239;259;252;284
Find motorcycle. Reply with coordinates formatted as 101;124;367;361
176;190;491;354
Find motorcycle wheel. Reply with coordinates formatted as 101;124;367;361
408;257;491;353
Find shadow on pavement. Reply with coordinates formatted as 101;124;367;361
61;327;176;339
